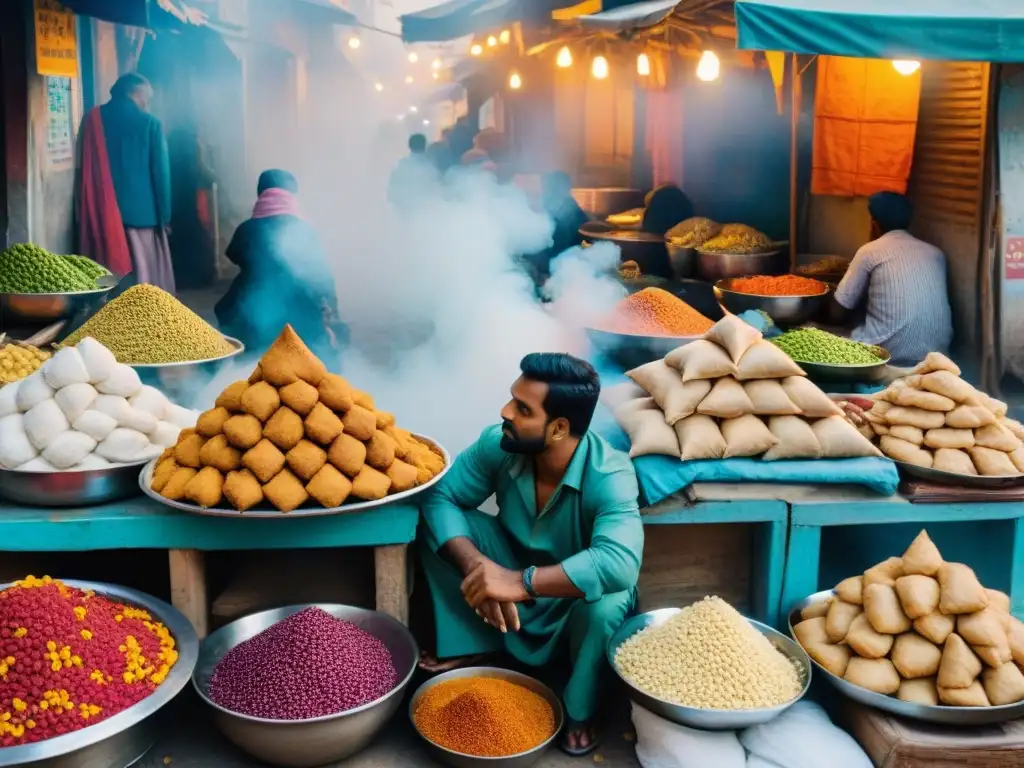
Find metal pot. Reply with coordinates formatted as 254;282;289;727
696;250;786;282
580;229;671;278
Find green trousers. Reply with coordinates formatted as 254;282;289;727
419;510;636;722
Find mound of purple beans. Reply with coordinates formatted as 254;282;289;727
209;607;398;720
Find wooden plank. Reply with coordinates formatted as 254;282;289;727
374;545;409;625
642;498;786;525
791;500;1021;526
0;499;420;552
169;549;209;638
780;524;823;620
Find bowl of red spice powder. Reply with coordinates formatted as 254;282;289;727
191;604;418;767
0;576;199;766
713;275;830;326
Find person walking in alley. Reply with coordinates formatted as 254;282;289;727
78;73;175;292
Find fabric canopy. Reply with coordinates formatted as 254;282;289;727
574;0;677;31
735;0;1024;62
401;0;581;42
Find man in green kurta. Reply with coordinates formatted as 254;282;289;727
420;353;644;757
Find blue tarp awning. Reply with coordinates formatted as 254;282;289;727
400;0;581;43
735;0;1024;62
575;0;677;32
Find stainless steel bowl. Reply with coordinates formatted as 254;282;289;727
797;345;891;383
665;244;697;278
0;579;198;768
586;327;700;370
0;460;149;507
789;592;1024;724
697;250;786;282
608;608;811;730
0;284;115;335
409;667;564;768
193;604;418;767
129;336;245;402
580;229;672;279
713;278;829;326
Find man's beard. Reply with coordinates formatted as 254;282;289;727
500;420;547;455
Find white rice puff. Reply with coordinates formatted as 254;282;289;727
54;382;98;424
24;399;70;451
76;337;118;384
120;407;158;435
71;410;118;442
129;386;169;421
73;454;111;470
16;456;57;472
15;372;55;413
96;428;150;464
0;414;38;469
150;421;182;448
95;365;142;398
0;380;20;418
164;404;199;429
92;394;131;424
42;347;89;390
41;430;96;470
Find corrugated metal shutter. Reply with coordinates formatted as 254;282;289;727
908;61;991;350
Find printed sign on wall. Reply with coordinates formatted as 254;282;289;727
1006;236;1024;281
34;0;78;79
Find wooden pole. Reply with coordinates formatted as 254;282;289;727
789;53;801;272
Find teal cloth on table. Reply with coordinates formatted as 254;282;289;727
734;0;1024;62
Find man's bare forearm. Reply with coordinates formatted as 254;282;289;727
532;564;584;599
441;536;486;576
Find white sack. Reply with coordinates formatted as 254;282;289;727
24;399;70;451
632;703;746;768
76;337;117;384
739;701;872;768
54;382;98;424
42;431;97;470
42;347;89;389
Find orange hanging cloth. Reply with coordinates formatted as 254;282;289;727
811;56;922;197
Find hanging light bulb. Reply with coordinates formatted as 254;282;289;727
487;35;498;47
423;119;431;126
499;29;511;44
509;71;522;90
432;71;440;80
374;82;384;92
404;75;414;84
591;55;609;80
410;106;418;113
432;57;442;70
893;60;921;76
347;35;361;49
470;43;483;56
696;50;720;82
408;51;419;63
556;46;573;68
637;52;650;76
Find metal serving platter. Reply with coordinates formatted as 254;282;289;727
409;667;564;768
126;335;245;369
894;460;1024;488
193;604;418;767
585;326;700;370
138;434;451;517
0;579;199;768
789;591;1024;724
608;607;811;730
0;460;149;507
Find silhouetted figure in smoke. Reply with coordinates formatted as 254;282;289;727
168;119;217;289
523;172;589;293
641;183;694;236
215;170;346;365
388;133;439;208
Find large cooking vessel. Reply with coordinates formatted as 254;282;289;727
571;187;644;219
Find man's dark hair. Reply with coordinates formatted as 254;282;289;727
868;191;913;234
110;72;151;100
409;134;427;154
257;169;299;196
520;353;600;436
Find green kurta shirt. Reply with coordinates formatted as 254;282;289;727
422;424;644;602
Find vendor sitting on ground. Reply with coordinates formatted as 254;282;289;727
831;191;953;366
419;353;643;758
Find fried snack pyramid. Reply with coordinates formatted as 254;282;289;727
151;326;445;512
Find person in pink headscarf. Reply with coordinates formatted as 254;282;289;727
215;170;346;361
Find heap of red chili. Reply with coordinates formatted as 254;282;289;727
0;576;178;747
728;275;828;297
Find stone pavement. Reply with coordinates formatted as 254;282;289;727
141;691;641;768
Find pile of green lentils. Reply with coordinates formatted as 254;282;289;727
773;327;883;365
0;244;110;293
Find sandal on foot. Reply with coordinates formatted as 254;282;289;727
558;720;602;758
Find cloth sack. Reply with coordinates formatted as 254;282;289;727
739;701;872;768
632;703;746;768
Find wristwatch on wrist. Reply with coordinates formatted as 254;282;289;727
522;566;539;599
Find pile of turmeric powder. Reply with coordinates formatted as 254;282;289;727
598;287;714;337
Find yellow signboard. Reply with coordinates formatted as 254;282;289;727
34;0;78;79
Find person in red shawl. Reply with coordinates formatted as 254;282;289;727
78;73;175;292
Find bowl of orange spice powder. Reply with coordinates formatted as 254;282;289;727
713;275;830;326
587;287;716;369
410;667;563;768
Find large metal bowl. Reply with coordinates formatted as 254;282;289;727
139;433;450;517
0;284;115;335
713;277;829;326
697;250;786;282
580;229;672;278
128;335;245;402
193;603;418;767
665;243;697;278
0;579;198;768
789;591;1024;724
796;345;891;384
409;667;564;768
608;608;811;730
586;326;700;370
0;460;149;507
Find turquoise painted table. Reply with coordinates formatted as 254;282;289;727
643;486;788;628
0;497;420;637
783;492;1024;621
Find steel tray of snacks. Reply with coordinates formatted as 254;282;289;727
409;667;564;768
713;277;829;326
608;608;810;730
193;603;418;767
893;460;1024;489
789;591;1024;724
138;434;450;517
794;345;891;384
586;327;700;370
0;460;149;507
0;579;198;768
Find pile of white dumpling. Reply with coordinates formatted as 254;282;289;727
0;337;198;471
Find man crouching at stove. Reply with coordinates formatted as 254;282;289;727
418;352;643;757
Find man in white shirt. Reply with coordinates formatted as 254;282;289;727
832;192;953;366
